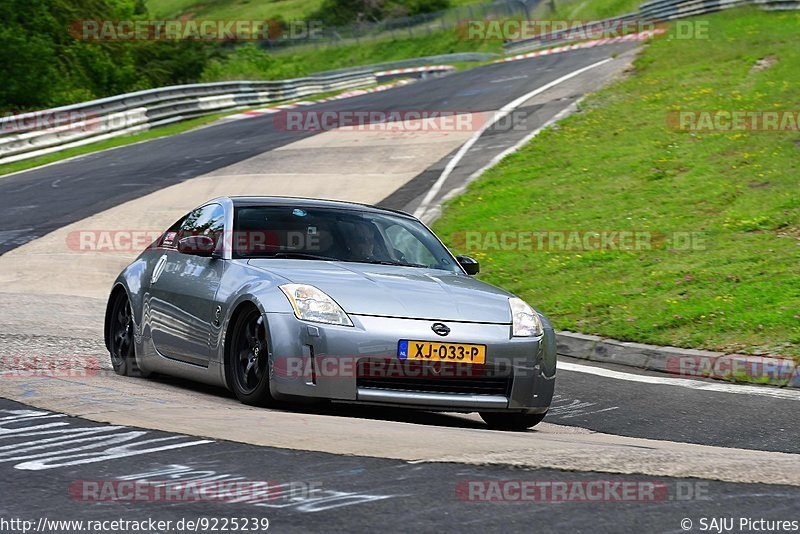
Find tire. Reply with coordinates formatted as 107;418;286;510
480;411;547;431
108;293;149;378
228;306;274;406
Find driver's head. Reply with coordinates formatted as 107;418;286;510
350;222;376;257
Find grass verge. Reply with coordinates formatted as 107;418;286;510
433;8;800;359
200;29;501;81
532;0;644;20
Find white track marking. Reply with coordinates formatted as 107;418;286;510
413;57;612;219
559;361;800;400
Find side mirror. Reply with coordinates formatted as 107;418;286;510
177;235;216;257
456;255;480;275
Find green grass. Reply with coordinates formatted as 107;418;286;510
433;8;800;359
533;0;644;20
147;0;326;21
200;29;502;81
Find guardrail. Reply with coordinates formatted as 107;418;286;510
754;0;800;9
0;70;376;165
638;0;749;20
314;52;500;76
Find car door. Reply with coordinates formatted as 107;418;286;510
149;203;227;367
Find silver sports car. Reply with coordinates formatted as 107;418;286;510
105;197;556;430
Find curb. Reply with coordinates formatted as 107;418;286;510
222;78;415;121
374;65;456;77
497;29;666;64
556;331;799;388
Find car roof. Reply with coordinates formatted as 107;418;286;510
227;196;413;218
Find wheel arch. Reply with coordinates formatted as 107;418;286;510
222;298;266;390
104;284;130;352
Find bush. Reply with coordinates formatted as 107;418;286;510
0;0;216;111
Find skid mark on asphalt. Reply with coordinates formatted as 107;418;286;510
111;463;399;513
547;395;620;419
0;408;211;471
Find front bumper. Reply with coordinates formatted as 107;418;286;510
263;312;556;412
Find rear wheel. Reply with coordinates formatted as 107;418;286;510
108;293;149;377
229;307;274;406
480;411;547;431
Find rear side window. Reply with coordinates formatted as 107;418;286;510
158;217;185;249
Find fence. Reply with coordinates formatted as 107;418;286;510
262;0;541;53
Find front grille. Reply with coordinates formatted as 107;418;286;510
356;358;512;397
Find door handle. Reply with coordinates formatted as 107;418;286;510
151;254;168;285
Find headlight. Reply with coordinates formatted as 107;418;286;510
509;297;543;337
279;284;353;326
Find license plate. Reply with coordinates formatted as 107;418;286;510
398;340;486;364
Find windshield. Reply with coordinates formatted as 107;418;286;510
232;205;460;272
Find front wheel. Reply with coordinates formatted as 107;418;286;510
480;411;547;431
108;293;149;378
228;307;274;406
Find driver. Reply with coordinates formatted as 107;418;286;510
348;222;389;262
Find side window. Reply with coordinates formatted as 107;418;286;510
384;224;436;266
178;204;225;248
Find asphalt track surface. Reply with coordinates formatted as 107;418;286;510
0;41;798;533
1;398;798;534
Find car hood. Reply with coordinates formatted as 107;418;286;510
247;259;512;323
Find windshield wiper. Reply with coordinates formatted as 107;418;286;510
348;259;429;269
254;253;428;268
266;252;339;261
